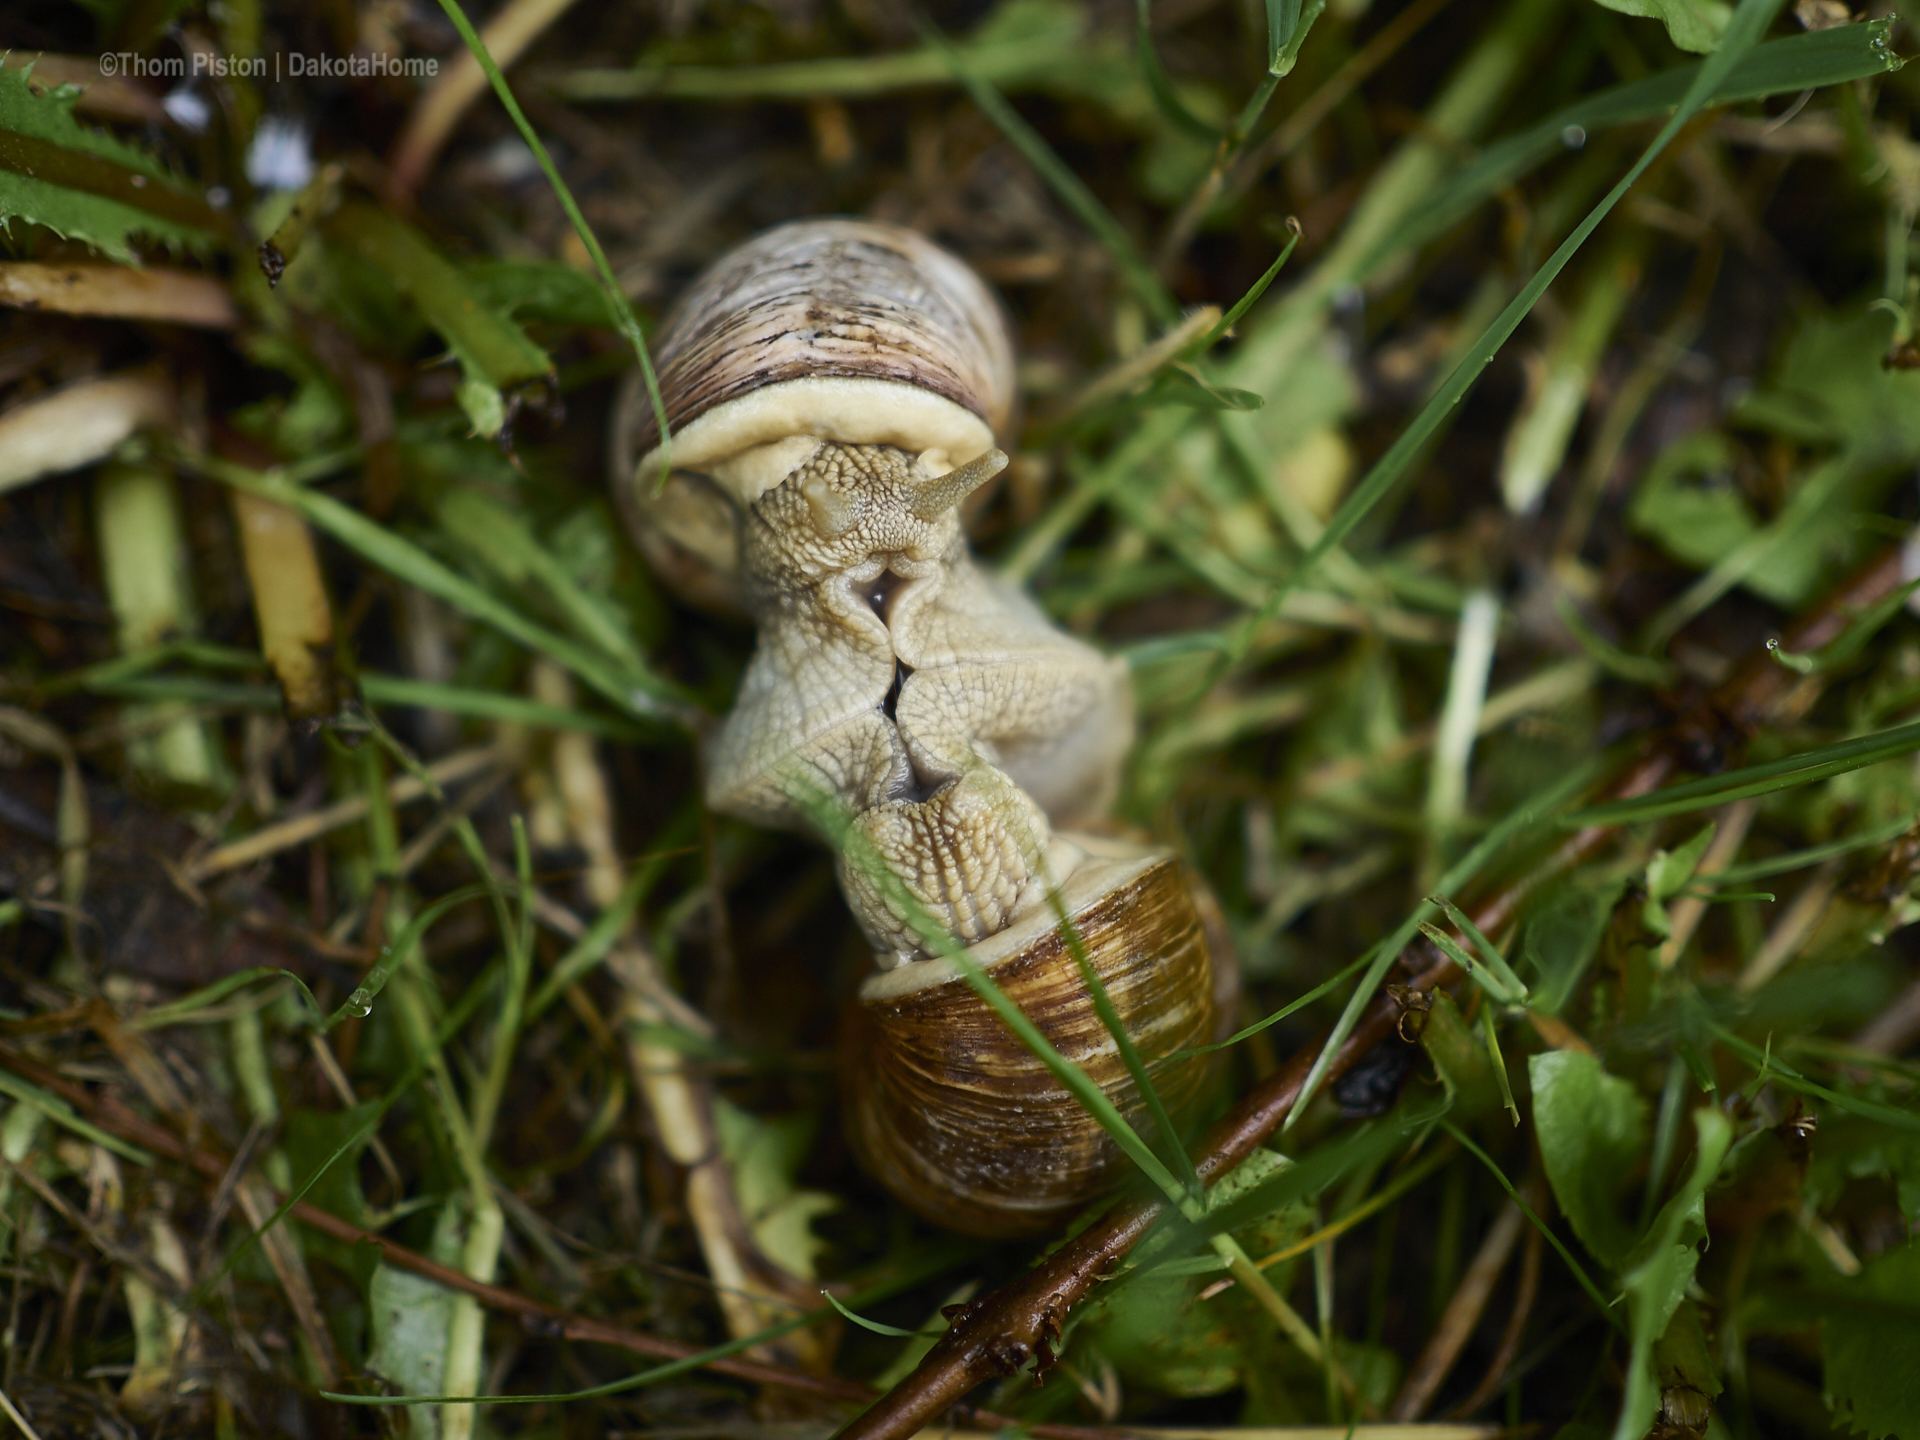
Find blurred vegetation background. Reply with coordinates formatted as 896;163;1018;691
0;0;1917;1436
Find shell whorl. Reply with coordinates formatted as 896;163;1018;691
618;218;1014;500
846;847;1222;1238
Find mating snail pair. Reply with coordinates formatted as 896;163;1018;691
610;219;1237;1238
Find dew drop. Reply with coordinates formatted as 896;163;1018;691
345;989;374;1018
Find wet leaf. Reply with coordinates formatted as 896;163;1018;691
1591;0;1732;53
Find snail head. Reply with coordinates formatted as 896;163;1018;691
749;441;1007;581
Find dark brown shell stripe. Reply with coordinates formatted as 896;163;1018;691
628;220;1012;454
846;858;1216;1237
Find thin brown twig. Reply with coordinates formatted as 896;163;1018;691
829;541;1908;1440
1390;1184;1531;1419
0;1044;1123;1440
184;743;511;881
1452;1207;1545;1418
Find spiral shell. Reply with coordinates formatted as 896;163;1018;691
610;218;1015;616
845;843;1229;1238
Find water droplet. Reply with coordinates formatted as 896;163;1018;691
1766;638;1780;652
346;989;373;1018
1561;124;1588;150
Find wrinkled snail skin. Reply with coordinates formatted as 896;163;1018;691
613;217;1236;1236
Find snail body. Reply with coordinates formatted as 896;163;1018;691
613;218;1236;1237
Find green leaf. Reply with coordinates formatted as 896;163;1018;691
1530;1050;1651;1268
193;452;696;722
465;258;640;330
0;63;218;262
1384;22;1901;271
1591;0;1732;53
1420;992;1501;1119
1807;1115;1920;1222
322;200;551;438
1628;434;1764;581
1085;1149;1313;1399
366;1263;454;1422
1562;718;1920;828
1287;758;1605;1132
1200;0;1814;716
921;11;1178;327
712;1096;837;1282
1143;365;1266;411
1644;822;1717;939
1521;875;1627;1014
1265;0;1304;66
819;1291;919;1338
283;1102;377;1230
1613;1108;1734;1440
1822;1242;1920;1439
1201;1100;1446;1241
1136;0;1221;140
434;486;645;670
1737;305;1920;465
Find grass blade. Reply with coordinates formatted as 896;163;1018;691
921;13;1178;326
1200;0;1795;709
1562;717;1920;827
1284;755;1605;1130
430;0;673;474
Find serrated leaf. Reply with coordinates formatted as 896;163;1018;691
1822;1242;1920;1439
712;1095;837;1282
1591;0;1732;53
0;63;216;262
1531;1050;1649;1268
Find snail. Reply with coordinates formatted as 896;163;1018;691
611;218;1237;1237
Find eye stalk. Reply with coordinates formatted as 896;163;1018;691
907;447;1007;521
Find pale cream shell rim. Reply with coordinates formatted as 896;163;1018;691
858;838;1163;1004
631;375;996;508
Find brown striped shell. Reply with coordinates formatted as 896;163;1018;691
610;218;1014;616
844;841;1237;1239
